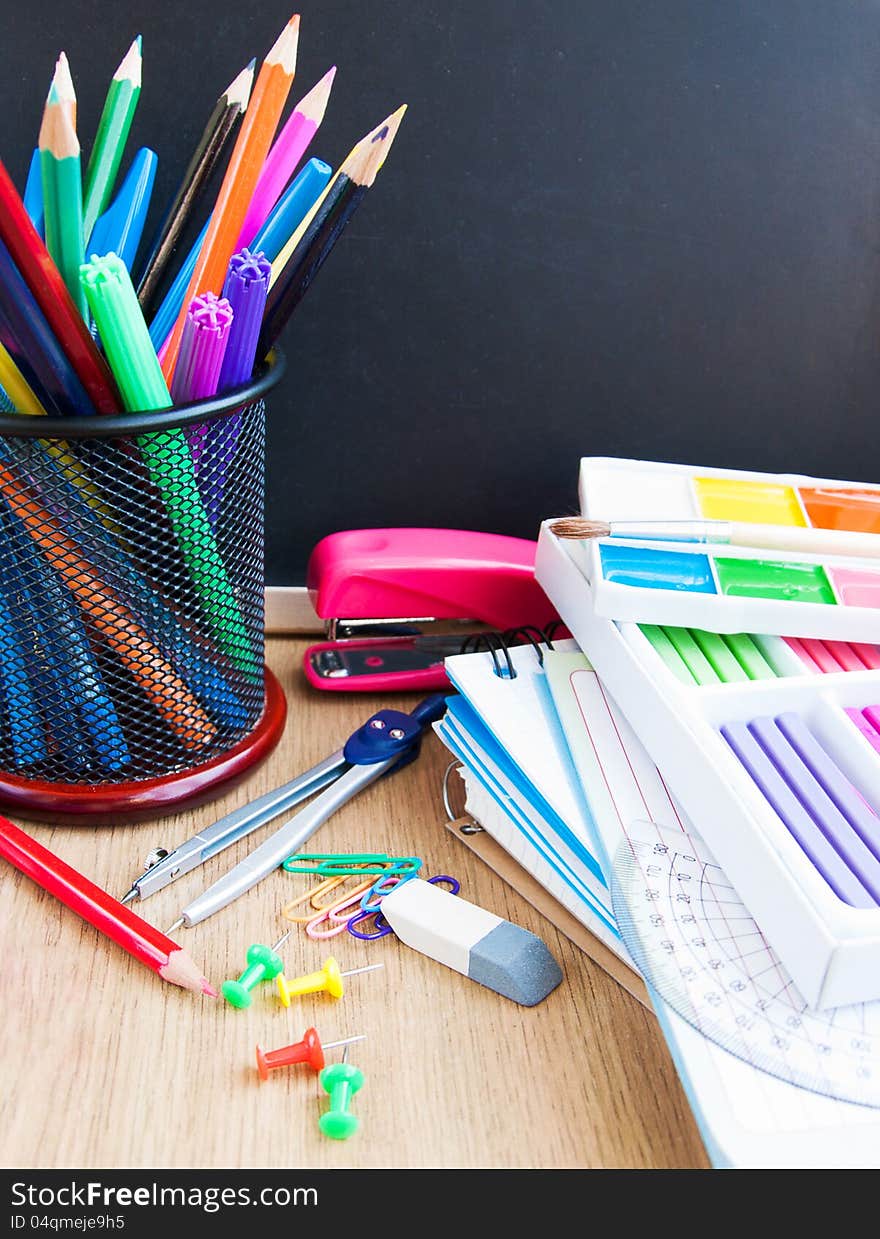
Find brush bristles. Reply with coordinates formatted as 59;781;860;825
549;517;612;540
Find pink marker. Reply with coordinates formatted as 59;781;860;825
171;292;234;470
236;67;336;250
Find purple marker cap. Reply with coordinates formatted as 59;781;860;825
750;715;880;902
218;248;272;392
721;719;875;907
172;291;234;406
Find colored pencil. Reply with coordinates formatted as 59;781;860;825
0;235;94;416
0;451;218;749
22;150;44;237
0;488;129;773
237;65;335;250
0;342;45;415
148;215;207;353
51;51;77;125
249;156;332;263
172;292;234;406
88;146;157;273
5;436;246;732
82;37;142;246
0;157;121;413
0;497;94;772
0;818;216;994
161;14;300;384
81;252;254;671
0;527;47;766
137;60;255;315
39;95;87;319
260;106;406;354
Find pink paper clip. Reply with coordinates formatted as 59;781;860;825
306;880;376;939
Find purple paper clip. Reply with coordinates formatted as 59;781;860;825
348;875;460;940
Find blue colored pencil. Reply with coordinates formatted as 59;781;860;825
0;235;94;416
249;157;332;263
0;505;47;767
0;497;94;771
22;149;44;238
148;218;208;351
87;147;157;272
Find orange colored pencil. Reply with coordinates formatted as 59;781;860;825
0;460;217;751
161;14;300;383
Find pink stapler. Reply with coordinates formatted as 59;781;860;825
303;528;562;691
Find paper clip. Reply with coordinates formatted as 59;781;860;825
282;875;353;924
305;881;376;939
283;853;410;877
349;875;461;939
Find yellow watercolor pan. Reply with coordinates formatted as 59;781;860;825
693;476;806;527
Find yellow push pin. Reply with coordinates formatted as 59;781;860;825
276;956;384;1006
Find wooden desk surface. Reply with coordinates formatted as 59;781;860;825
0;638;709;1170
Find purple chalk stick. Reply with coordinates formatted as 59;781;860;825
776;711;880;865
721;719;875;907
750;715;880;903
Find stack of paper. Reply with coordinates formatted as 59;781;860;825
435;638;880;1168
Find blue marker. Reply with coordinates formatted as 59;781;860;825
23;149;44;238
87;148;157;273
250;157;332;264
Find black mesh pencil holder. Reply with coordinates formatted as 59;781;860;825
0;351;287;821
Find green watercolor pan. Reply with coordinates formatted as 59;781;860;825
576;458;880;643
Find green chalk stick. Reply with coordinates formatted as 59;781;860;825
638;624;697;685
690;629;749;683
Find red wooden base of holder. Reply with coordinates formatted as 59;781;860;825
0;668;288;825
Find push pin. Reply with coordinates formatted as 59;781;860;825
255;1028;366;1080
276;956;384;1006
221;931;291;1009
318;1046;364;1140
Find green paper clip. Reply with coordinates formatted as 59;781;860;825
282;852;423;877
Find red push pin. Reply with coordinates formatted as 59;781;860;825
255;1028;366;1081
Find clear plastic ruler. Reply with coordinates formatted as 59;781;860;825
610;821;880;1108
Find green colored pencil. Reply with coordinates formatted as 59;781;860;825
39;93;87;319
82;36;142;246
80;253;255;674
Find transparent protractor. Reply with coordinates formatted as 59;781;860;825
610;821;880;1109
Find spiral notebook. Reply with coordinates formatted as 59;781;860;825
436;635;880;1168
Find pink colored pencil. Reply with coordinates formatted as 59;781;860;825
236;66;336;250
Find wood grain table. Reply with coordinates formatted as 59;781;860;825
0;638;709;1170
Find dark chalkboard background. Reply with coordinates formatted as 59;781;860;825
5;1;880;583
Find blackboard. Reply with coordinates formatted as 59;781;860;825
6;1;880;584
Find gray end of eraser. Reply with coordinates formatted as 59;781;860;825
467;921;563;1006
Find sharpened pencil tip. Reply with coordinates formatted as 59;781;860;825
202;981;219;998
166;917;185;935
116;36;143;87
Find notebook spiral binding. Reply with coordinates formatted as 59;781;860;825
458;620;565;680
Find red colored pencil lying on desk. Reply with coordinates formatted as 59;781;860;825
0;819;217;996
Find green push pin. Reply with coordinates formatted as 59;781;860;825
221;931;291;1009
318;1046;364;1140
